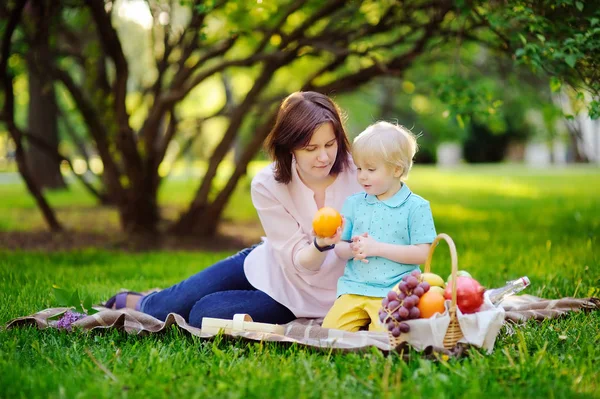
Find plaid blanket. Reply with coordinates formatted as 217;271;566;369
5;294;598;358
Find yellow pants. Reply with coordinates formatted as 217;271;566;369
322;294;385;332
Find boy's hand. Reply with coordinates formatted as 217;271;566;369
350;232;373;263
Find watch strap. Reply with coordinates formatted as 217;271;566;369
314;237;335;252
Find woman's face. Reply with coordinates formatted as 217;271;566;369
293;122;338;184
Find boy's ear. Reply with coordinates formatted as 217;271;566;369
393;166;403;178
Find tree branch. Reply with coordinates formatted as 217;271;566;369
170;51;297;232
309;3;453;93
87;0;144;190
20;131;107;202
280;0;348;48
141;35;239;166
51;66;126;202
193;54;297;208
205;108;279;224
171;35;239;99
255;0;309;54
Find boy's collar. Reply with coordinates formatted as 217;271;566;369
365;183;412;208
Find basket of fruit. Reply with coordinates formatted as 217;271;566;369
379;233;505;352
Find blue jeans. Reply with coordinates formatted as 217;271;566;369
139;246;296;328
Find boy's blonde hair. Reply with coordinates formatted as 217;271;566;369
352;121;418;181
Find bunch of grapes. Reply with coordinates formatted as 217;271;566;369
379;270;431;337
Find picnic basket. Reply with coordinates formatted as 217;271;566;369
386;233;505;352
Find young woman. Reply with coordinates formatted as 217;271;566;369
105;91;362;327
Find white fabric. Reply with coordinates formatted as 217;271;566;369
398;296;505;353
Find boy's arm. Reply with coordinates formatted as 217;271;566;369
353;200;436;265
371;242;431;265
352;235;431;265
333;197;356;260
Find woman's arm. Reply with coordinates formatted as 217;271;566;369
296;229;343;271
333;241;354;261
252;181;332;275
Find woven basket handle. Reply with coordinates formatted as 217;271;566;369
423;233;459;314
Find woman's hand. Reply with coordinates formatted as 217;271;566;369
314;217;345;247
351;233;377;263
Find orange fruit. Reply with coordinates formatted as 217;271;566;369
312;207;342;237
417;291;446;319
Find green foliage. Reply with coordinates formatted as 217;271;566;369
490;0;600;115
434;75;505;129
51;285;98;316
1;166;599;397
3;0;599;234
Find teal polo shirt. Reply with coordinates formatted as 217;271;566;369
337;184;437;298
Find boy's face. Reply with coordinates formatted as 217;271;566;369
355;158;402;201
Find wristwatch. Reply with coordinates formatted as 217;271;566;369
314;237;335;252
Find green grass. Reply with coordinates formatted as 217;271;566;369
1;165;599;398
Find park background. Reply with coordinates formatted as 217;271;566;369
1;0;599;398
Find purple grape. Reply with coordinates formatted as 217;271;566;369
406;276;419;289
398;306;409;319
402;274;410;282
387;320;396;331
409;307;420;319
398;281;408;294
381;297;390;308
410;270;421;278
420;281;430;293
409;294;420;305
399;322;410;333
403;297;414;309
413;286;424;297
397;291;406;300
387;291;398;302
388;300;400;311
391;326;401;337
391;311;400;321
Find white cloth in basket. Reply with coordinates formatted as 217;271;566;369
399;295;505;353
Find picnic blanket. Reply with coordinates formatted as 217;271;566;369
5;295;599;358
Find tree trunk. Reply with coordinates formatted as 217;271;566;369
118;179;160;234
1;0;63;232
26;68;65;189
25;1;65;190
565;121;589;163
568;134;588;163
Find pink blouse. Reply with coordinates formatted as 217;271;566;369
243;159;362;318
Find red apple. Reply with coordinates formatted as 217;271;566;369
444;276;485;314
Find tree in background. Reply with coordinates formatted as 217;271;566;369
1;0;598;236
23;1;65;189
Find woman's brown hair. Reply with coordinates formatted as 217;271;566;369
265;91;351;184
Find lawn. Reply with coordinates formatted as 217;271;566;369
1;165;599;398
